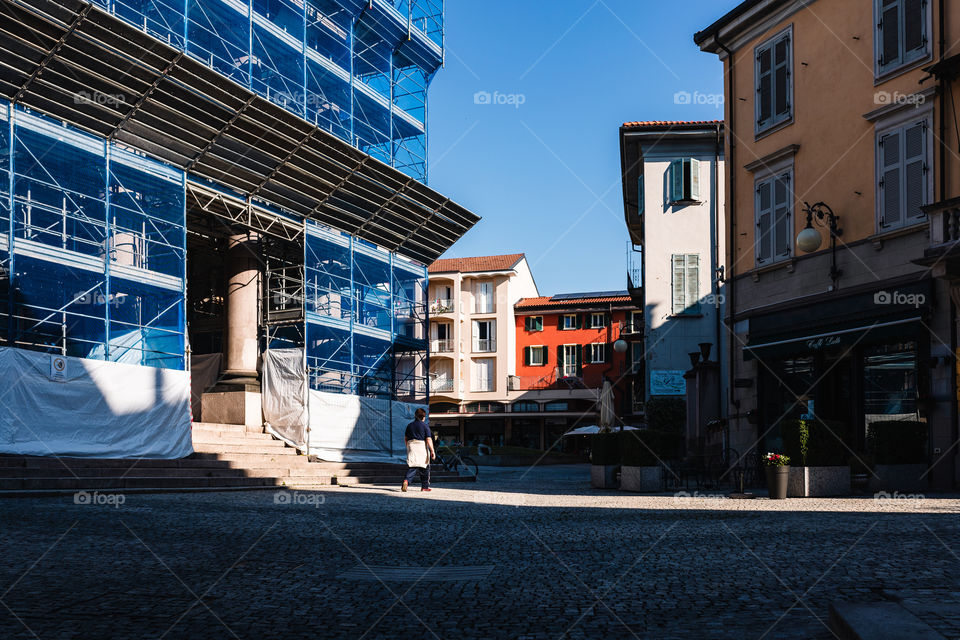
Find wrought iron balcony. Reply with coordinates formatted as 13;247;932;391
473;339;496;353
431;339;454;353
430;299;455;314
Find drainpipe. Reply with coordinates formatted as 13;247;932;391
713;122;724;442
715;34;737;441
938;0;957;488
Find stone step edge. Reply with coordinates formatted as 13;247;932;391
828;602;946;640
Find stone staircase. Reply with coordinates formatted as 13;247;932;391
0;422;473;496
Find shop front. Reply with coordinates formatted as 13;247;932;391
744;280;933;466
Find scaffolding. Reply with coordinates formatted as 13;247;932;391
1;102;187;370
93;0;443;183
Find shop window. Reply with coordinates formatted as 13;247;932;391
863;341;918;423
512;401;540;413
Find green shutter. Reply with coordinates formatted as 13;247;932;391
575;345;583;377
524;316;530;331
541;346;548;365
637;174;645;215
689;158;700;201
524;346;530;366
558;314;564;329
556;345;564;368
604;343;611;363
670;159;683;203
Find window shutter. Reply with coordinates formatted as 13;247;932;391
880;131;902;228
685;255;700;314
524;346;530;366
556;345;564;369
575;345;583;377
774;174;791;257
604;343;611;363
904;0;925;52
774;35;790;118
757;44;773;125
576;314;583;329
904;121;926;220
604;312;611;327
756;180;773;263
671;254;685;315
689;158;701;201
541;346;548;366
558;314;564;329
524;316;530;331
670;159;683;203
879;0;900;68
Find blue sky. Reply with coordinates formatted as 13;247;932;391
426;0;741;296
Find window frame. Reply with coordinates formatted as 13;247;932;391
874;0;932;80
754;169;794;266
754;25;794;136
589;312;606;329
666;158;701;204
588;342;608;364
525;345;547;367
524;315;543;332
875;109;932;232
561;314;578;330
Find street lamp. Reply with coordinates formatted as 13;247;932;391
613;338;628;353
797;201;843;284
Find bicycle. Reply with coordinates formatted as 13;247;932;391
435;442;479;479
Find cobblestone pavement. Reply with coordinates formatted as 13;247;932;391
2;465;960;639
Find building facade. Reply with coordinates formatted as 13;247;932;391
510;292;643;450
0;0;477;461
619;121;728;436
696;0;960;487
426;254;539;447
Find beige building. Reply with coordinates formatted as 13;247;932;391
696;0;960;488
426;254;539;444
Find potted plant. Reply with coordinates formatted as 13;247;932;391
763;452;790;500
782;419;851;497
590;432;620;489
619;430;679;492
866;421;928;493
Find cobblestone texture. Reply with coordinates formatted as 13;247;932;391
1;465;959;639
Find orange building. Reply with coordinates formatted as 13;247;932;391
509;292;644;450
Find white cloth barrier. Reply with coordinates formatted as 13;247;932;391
0;346;193;458
261;348;308;450
306;388;425;462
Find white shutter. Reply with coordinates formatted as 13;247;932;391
903;121;926;221
689;158;701;201
774;174;791;257
471;320;478;351
756;180;773;263
685;255;700;313
880;130;902;228
671;254;685;314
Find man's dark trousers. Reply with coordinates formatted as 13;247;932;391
404;464;430;489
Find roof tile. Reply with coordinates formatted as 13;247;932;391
428;253;525;273
622;119;723;129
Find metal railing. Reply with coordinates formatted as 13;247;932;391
430;298;455;314
473;338;496;352
431;379;455;392
431;338;454;353
473;301;495;314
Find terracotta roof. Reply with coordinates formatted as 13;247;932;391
622;120;723;129
515;292;633;309
428;253;524;273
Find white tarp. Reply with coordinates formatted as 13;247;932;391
0;346;193;458
307;388;425;462
262;348;308;450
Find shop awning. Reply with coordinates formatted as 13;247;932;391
744;316;924;361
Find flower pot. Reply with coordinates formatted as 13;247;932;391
766;465;790;500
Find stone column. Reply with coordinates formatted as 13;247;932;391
222;232;261;385
201;232;263;427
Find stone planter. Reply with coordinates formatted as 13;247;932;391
788;466;851;497
619;466;661;492
867;464;928;493
765;465;790;500
591;464;620;489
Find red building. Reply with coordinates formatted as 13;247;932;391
509;292;644;450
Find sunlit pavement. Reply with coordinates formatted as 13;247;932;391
2;464;960;639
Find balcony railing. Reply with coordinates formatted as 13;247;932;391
473;339;496;352
929;204;960;248
431;338;454;353
431;379;455;393
430;299;455;314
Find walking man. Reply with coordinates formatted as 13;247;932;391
402;408;435;492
